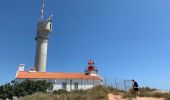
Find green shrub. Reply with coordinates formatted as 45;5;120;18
0;80;52;99
87;85;108;100
70;89;86;94
138;87;165;98
53;89;68;95
138;87;157;97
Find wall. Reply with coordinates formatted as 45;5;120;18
52;79;102;91
15;78;102;91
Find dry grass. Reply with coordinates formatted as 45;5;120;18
17;86;170;100
18;85;108;100
121;87;170;100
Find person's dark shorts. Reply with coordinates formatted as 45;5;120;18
133;88;139;91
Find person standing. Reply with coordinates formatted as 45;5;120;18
132;80;139;94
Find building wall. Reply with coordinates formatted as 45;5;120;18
15;78;102;91
52;79;102;91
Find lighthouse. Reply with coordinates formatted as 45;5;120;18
85;60;98;75
34;0;52;72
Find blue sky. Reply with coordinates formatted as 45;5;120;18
0;0;170;90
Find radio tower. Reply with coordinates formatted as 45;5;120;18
34;0;53;72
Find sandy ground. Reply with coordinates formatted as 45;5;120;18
108;94;122;100
108;94;164;100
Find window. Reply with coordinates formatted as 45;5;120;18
74;82;78;90
62;82;67;90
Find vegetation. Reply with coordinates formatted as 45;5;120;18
0;80;52;99
18;85;109;100
1;80;170;100
122;87;170;100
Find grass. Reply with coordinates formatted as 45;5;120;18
18;85;109;100
121;87;170;100
18;86;170;100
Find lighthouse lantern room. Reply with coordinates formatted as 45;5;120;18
85;60;98;75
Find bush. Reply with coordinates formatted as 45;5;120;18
105;86;123;94
0;83;13;99
138;87;157;97
18;92;58;100
138;87;165;98
164;94;170;100
67;85;108;100
19;85;108;100
17;85;170;100
0;80;52;99
121;87;167;99
53;89;68;95
87;85;108;100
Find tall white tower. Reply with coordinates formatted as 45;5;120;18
34;0;52;72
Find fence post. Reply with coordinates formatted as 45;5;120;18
114;77;117;90
124;80;127;91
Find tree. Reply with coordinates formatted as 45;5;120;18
0;83;13;99
0;80;52;99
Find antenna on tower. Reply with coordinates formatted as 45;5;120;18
40;0;45;21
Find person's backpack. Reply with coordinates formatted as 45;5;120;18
134;81;138;87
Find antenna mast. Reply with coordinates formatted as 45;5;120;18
40;0;45;21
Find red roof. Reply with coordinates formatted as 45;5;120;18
16;71;101;80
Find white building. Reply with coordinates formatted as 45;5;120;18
14;1;103;91
15;60;103;91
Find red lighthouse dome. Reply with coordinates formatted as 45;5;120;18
88;66;95;71
87;60;95;71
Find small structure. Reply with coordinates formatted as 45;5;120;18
15;60;103;91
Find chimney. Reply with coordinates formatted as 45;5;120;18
18;64;25;71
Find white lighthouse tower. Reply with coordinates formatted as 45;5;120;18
34;0;52;72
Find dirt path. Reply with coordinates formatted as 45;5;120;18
108;94;122;100
135;97;164;100
108;94;164;100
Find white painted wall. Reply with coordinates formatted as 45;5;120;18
52;79;102;91
15;78;102;91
